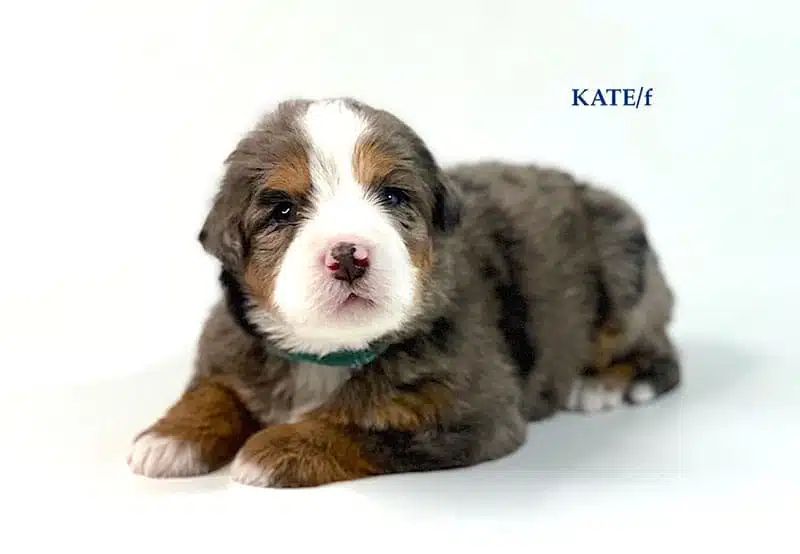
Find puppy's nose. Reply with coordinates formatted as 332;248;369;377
325;242;370;283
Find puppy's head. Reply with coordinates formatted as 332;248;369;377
199;98;461;355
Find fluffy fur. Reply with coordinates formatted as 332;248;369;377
129;98;681;487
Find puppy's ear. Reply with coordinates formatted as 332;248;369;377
197;191;244;269
431;173;463;233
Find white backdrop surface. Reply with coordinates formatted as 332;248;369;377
0;1;797;551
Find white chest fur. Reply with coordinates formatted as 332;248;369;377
285;362;353;423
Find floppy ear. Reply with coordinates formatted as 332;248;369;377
197;191;244;270
431;173;463;233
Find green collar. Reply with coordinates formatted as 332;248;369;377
265;342;389;368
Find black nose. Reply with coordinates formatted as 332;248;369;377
327;242;368;283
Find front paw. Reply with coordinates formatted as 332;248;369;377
229;421;380;488
127;379;260;479
128;431;210;478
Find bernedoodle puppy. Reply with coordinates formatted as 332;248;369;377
127;98;680;488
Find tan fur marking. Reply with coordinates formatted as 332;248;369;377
601;362;636;382
589;322;640;388
244;262;278;309
266;144;312;196
354;139;434;274
236;420;381;487
368;381;453;430
410;238;435;274
313;380;454;431
141;378;259;471
593;322;623;369
240;146;310;308
353;139;395;187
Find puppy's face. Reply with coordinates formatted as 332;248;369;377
200;99;461;355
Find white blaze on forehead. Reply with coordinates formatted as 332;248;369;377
302;99;369;202
297;98;402;251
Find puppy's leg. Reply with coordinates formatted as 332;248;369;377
229;420;381;488
567;184;680;412
567;327;681;412
128;377;259;478
620;329;681;405
229;417;520;489
230;376;524;488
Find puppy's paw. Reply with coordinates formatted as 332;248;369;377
229;449;279;488
127;431;210;478
626;380;657;404
566;377;626;413
567;356;678;413
127;379;262;479
230;422;379;488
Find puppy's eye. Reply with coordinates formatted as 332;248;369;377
380;187;408;207
271;201;296;224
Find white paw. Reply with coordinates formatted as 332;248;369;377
127;431;209;478
566;378;625;413
627;381;656;405
229;453;275;487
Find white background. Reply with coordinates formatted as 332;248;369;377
0;0;797;551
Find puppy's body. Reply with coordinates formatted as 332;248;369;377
129;99;680;487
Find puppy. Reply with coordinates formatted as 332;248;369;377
128;98;680;487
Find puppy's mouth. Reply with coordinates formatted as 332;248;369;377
336;292;376;311
311;276;387;320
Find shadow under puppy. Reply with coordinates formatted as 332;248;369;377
128;98;681;488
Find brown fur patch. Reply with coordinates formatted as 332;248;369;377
243;261;279;309
593;322;623;369
588;362;637;393
367;381;453;430
409;237;435;274
265;144;312;196
354;138;435;276
239;145;311;307
313;380;455;431
601;362;636;382
235;420;381;487
353;139;396;187
141;378;260;471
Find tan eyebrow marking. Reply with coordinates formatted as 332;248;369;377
266;143;312;196
353;139;396;189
